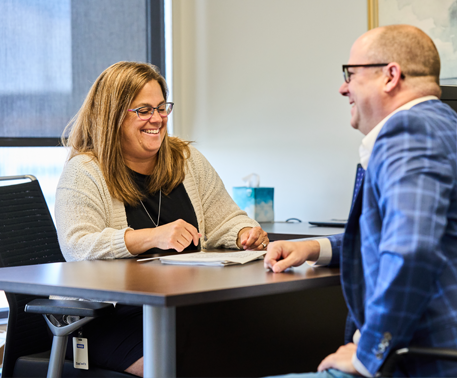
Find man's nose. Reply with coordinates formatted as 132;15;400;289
339;81;349;96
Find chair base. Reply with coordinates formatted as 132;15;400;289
12;351;134;378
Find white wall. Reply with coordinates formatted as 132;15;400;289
172;0;367;222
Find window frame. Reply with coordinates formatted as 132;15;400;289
0;0;165;148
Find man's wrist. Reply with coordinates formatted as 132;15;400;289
352;353;373;377
306;238;332;266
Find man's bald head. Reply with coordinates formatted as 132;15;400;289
341;25;442;134
365;25;441;87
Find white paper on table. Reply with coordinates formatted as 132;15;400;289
158;250;267;266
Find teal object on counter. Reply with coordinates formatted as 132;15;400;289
233;187;274;222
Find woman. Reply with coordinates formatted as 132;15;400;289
55;61;268;376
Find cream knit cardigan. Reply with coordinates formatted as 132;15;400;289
55;145;259;261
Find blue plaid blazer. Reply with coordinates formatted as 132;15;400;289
328;100;457;377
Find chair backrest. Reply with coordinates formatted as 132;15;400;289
0;176;65;377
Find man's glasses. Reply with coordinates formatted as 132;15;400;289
128;102;174;120
342;64;389;83
342;63;406;84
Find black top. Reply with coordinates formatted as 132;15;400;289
125;171;199;255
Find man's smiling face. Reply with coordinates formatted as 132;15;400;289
339;33;387;135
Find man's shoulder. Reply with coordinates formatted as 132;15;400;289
399;99;455;121
411;99;457;119
371;99;457;170
384;100;456;136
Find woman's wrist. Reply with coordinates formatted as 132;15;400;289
236;227;252;249
124;228;157;255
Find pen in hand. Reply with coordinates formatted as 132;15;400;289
137;256;162;262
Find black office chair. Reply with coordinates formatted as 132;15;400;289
0;175;132;378
378;346;457;377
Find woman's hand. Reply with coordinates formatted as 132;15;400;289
152;220;202;252
237;227;269;250
125;219;202;254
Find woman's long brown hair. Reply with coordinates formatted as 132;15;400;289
62;61;190;206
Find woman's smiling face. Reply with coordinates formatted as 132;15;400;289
121;80;168;173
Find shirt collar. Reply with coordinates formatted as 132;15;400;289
359;96;439;170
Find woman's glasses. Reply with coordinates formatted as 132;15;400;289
128;102;174;120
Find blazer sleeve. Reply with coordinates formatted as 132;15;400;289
327;233;343;267
355;111;455;374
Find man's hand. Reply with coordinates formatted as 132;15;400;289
317;343;360;375
263;240;320;273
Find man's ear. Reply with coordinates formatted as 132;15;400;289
384;62;402;93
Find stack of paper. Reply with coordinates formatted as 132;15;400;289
158;250;267;266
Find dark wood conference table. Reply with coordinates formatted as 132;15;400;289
0;252;347;378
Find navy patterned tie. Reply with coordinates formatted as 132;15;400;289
351;164;365;210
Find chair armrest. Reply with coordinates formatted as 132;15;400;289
379;346;457;377
24;299;114;317
405;346;457;360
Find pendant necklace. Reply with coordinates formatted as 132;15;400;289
139;189;162;227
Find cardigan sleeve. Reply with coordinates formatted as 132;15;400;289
185;146;260;250
55;155;135;261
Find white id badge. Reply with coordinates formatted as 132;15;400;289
73;337;89;370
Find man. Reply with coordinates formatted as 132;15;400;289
265;25;457;377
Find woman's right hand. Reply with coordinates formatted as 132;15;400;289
124;219;202;254
151;219;202;252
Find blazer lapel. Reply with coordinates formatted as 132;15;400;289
341;175;366;329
